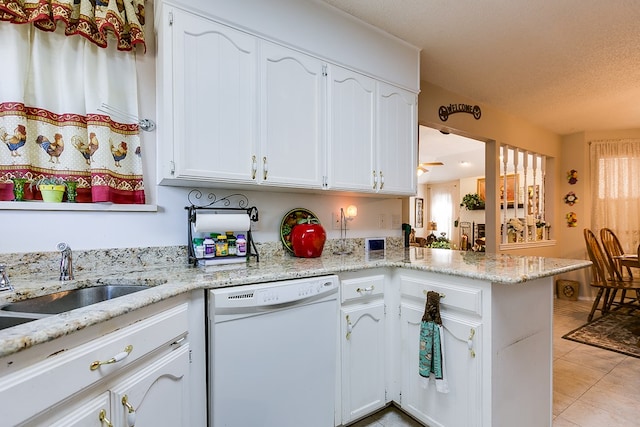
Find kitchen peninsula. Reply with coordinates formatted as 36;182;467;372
0;245;590;427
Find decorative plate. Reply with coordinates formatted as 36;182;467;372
280;208;320;254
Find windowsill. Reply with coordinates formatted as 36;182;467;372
0;201;157;212
499;239;557;250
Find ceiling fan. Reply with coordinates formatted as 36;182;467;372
417;161;444;175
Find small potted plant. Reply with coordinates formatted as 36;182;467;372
31;177;66;203
460;193;485;210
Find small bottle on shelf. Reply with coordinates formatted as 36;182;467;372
236;234;247;256
216;234;228;257
203;236;215;259
226;232;237;256
193;237;205;259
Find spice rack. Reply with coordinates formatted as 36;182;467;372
185;190;259;266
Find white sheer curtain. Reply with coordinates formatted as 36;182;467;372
590;139;640;252
0;22;145;203
429;184;454;241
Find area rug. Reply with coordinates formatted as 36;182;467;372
562;307;640;358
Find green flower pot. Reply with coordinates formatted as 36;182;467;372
40;184;66;203
11;178;28;201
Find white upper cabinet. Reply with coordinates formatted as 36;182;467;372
258;42;326;189
327;66;376;192
163;8;257;184
156;2;419;195
327;67;416;194
376;83;417;195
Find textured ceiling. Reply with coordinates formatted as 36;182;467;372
321;0;640;135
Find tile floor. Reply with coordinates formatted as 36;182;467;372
352;299;640;427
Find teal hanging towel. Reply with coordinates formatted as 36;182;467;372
419;291;449;393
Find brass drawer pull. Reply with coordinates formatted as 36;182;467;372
90;345;133;371
99;409;113;427
356;285;375;295
122;394;137;427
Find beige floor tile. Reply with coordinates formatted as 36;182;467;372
615;356;640;375
595;366;640;397
553;358;606;398
559;400;638;427
553;389;576;416
580;381;640;425
553;335;581;358
559;343;626;373
375;408;423;427
552;415;580;426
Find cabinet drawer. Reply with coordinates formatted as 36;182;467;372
341;275;385;303
400;274;482;316
0;303;188;426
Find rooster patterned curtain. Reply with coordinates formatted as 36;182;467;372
0;0;146;51
0;22;145;204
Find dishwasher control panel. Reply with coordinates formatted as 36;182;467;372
211;275;339;310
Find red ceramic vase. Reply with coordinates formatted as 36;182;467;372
291;222;326;258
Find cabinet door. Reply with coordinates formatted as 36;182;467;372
259;42;325;189
170;8;257;183
340;302;386;424
327;66;376;192
376;83;417;195
110;345;190;427
27;392;111;427
400;302;481;427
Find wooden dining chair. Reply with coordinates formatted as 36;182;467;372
583;229;640;321
600;227;634;306
600;228;634;281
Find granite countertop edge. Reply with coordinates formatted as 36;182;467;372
0;248;591;359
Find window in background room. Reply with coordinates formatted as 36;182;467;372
590;139;640;251
428;183;455;242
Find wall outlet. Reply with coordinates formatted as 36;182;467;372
378;214;386;229
332;212;342;230
391;214;401;228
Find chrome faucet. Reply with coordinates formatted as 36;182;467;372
57;242;73;281
0;264;12;291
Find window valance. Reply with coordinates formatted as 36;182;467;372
0;0;145;51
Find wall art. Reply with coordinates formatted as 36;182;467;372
564;191;578;206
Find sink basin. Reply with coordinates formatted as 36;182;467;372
0;285;151;315
0;316;36;330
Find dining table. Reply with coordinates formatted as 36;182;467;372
617;254;640;269
613;243;640;269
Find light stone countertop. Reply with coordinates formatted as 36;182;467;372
0;246;591;358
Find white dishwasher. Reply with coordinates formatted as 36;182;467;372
208;275;339;427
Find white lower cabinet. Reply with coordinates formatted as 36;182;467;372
0;292;204;427
337;268;553;427
47;392;112;427
38;347;189;427
110;345;190;427
397;270;484;427
338;272;387;425
399;302;481;427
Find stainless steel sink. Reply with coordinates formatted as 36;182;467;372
0;316;36;330
0;285;151;315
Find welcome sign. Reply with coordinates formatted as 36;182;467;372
438;104;482;121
